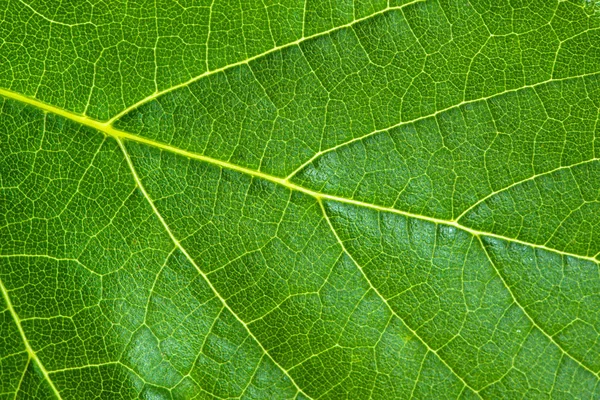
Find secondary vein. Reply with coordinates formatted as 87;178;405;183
106;0;425;124
0;278;64;399
116;138;314;400
478;237;600;379
285;70;600;181
319;199;483;397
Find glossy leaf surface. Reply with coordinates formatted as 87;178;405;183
1;0;600;398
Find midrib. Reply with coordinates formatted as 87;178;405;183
1;87;598;266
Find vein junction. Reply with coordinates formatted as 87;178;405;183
3;84;600;397
0;87;597;267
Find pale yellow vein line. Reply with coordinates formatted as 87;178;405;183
105;0;425;124
285;71;600;181
314;193;600;265
318;199;483;397
0;279;63;400
115;138;314;400
205;0;215;73
0;88;116;132
455;157;600;222
0;254;84;264
477;236;600;379
49;361;149;387
409;352;428;400
13;358;29;400
301;0;308;37
1;87;598;266
17;0;75;27
0;254;102;277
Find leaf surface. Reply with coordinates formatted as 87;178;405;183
1;0;600;398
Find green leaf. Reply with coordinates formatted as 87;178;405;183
1;0;600;398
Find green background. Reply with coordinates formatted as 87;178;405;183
1;0;600;398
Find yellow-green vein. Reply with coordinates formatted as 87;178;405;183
0;86;598;267
0;278;63;399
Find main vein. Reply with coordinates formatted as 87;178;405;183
0;87;597;267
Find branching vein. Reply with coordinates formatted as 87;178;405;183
116;138;314;400
0;279;63;399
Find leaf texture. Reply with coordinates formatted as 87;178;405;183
1;0;600;398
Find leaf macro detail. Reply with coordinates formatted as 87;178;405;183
1;0;600;398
